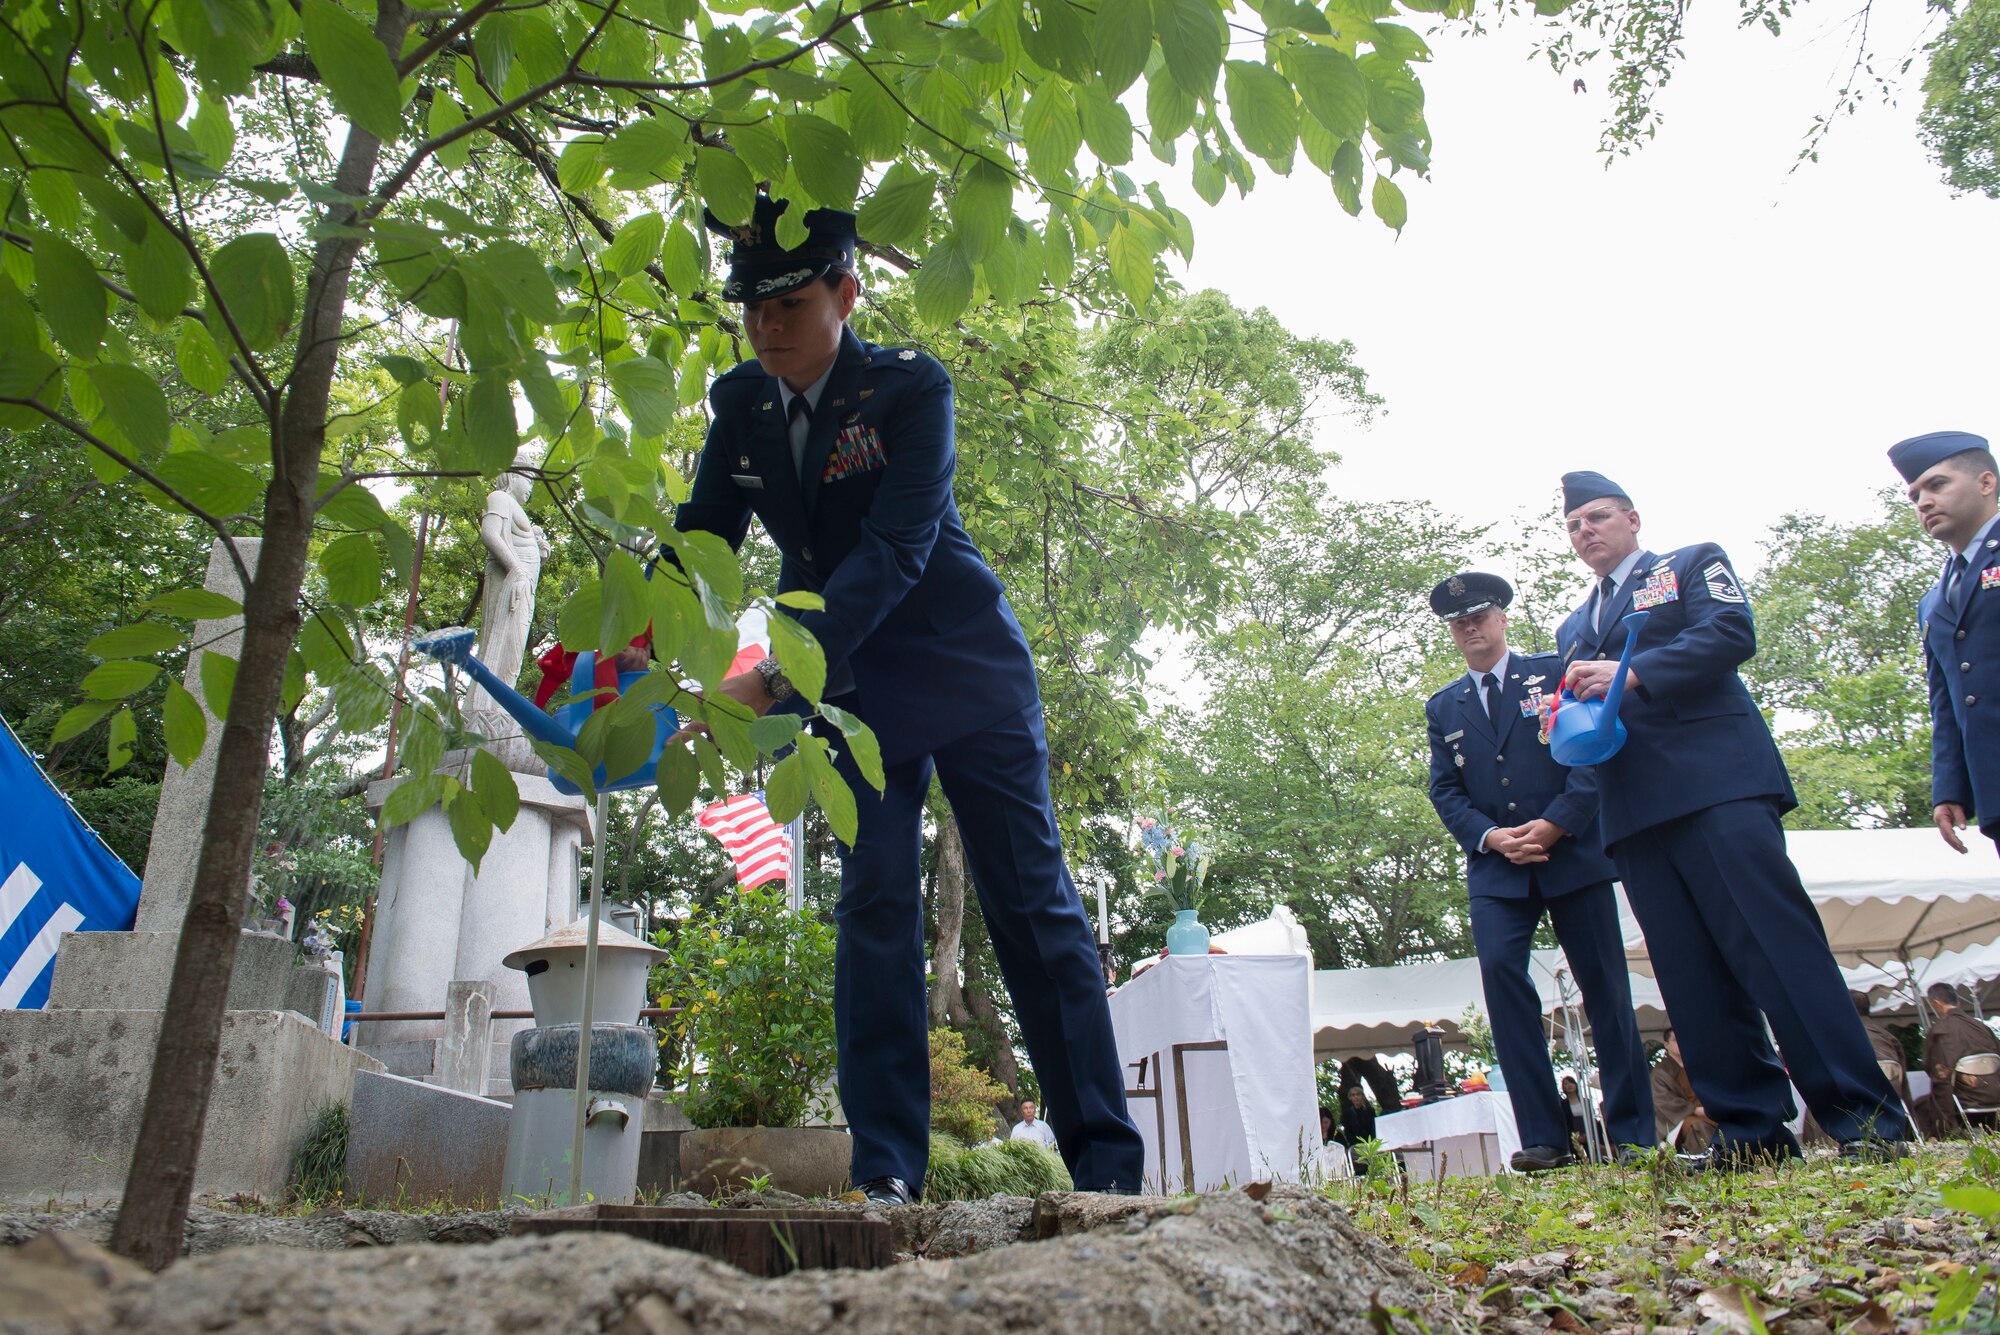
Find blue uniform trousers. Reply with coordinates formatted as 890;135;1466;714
1470;881;1655;1153
1614;798;1909;1152
827;701;1145;1194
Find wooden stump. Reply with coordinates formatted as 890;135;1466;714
512;1205;895;1277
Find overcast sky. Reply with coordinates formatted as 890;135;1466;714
1159;0;1998;592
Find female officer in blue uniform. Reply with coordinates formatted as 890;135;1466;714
1888;431;2000;857
671;197;1144;1203
1555;471;1908;1165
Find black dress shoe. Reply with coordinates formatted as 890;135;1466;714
854;1175;914;1205
1615;1145;1650;1167
1839;1138;1910;1164
1509;1144;1576;1173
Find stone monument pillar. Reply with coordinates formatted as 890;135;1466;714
0;538;382;1203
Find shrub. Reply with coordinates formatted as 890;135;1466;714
287;1102;349;1204
651;885;839;1130
929;1027;1010;1145
923;1133;1072;1201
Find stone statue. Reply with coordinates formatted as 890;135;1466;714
465;452;550;769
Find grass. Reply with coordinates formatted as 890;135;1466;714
285;1102;349;1205
921;1134;1073;1202
1327;1138;2000;1332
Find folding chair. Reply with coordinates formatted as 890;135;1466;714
1953;1052;2000;1128
1879;1060;1924;1145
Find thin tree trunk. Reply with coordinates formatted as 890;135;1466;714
108;2;409;1269
928;812;969;1027
960;938;1022;1099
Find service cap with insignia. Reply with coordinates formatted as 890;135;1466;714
1888;430;1991;484
703;194;857;303
1429;571;1513;620
1561;470;1632;515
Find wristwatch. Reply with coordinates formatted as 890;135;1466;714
753;655;795;703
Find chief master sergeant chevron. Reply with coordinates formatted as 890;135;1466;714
1423;572;1655;1171
668;196;1144;1204
1554;470;1908;1165
1887;431;2000;858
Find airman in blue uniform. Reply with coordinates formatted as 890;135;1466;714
1554;471;1909;1164
1888;431;2000;858
671;198;1144;1202
1424;572;1655;1169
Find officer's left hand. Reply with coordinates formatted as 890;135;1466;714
1566;660;1638;701
1519;818;1567;852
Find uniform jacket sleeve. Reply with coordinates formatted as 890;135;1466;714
1925;599;1975;810
1626;544;1758;702
675;385;758;552
790;363;955;677
1426;696;1496;856
1540;759;1600;838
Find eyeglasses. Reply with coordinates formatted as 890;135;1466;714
1565;507;1627;535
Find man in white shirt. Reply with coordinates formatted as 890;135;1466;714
1008;1098;1058;1149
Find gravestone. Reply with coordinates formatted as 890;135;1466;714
0;538;382;1203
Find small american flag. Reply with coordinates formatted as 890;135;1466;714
696;793;791;888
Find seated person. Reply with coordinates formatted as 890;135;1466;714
1854;990;1911;1102
1650;1028;1716;1153
1924;983;2000;1130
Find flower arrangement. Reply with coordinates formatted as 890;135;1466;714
1139;816;1211;912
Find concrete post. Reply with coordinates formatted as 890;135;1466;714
435;979;494;1096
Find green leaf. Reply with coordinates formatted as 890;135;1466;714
726;117;789;185
1106;222;1155;304
34;231;108;357
465;370;518;471
1155;0;1224;98
1360;53;1425;133
600;549;652;654
912;235;974;327
130;221;193;321
531;740;598;801
87;364;173;458
383;772;446;827
1940;1184;2000;1219
701;699;758;770
317;473;389;529
163;679;207;766
768;611;827;703
321;531;383;604
199;650;237;720
300;0;405;142
650;575;733;687
50;700;115;745
749;712;802;753
856;162;935;252
660;223;704;296
557;137;604;193
774;590;825;610
764;752;808;823
1095;0;1154;94
150;452;265;516
30;172;82;233
398;378;443;446
607;356;676;438
696;146;755;227
1330;139;1364;216
207;233;294;353
107;707;137;773
377;353;426;384
656;739;699;816
799;737;857;845
1224;60;1299;167
602;116;690;183
558;582;602;655
428;93;471;171
81;660;161;700
1020;0;1094;80
175;321;230;395
144;587;242;619
605;211;665;279
88;623;183;659
661;528;742;607
478;241;561;326
1283;44;1368;143
1077;84;1136;166
951;157;1013;263
470;747;520;827
819;703;885;792
785;114;863;210
1022;82;1082;184
1371;173;1408;235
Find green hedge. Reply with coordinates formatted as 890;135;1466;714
922;1133;1072;1202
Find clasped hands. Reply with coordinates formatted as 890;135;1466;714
1487;818;1567;865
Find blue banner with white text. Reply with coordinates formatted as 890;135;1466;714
0;712;141;1008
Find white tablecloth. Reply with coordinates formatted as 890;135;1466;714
1108;955;1317;1194
1374;1091;1524;1179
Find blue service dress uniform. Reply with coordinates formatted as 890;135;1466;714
1425;651;1655;1154
675;324;1145;1194
1921;532;2000;853
1557;545;1908;1153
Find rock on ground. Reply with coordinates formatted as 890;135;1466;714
1;1202;523;1256
2;1188;1436;1334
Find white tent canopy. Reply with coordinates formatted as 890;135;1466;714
1617;827;2000;972
1309;950;1671;1062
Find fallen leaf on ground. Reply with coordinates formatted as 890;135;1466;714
1922;1260;1964;1276
1449;1262;1489;1288
1547;1307;1594;1333
1694;1286;1790;1334
1868;1270;1903;1291
1569;1210;1597;1226
1845;1300;1896;1335
1242;1181;1272;1202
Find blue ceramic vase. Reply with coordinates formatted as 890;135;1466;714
1165;909;1210;956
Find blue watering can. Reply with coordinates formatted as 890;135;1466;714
410;627;679;795
1548;609;1650;767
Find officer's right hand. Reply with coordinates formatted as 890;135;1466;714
1934;802;1971;855
1486;826;1551;865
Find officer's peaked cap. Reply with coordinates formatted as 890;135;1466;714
1888;431;1992;484
1561;471;1631;514
703;195;857;303
1429;572;1513;621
